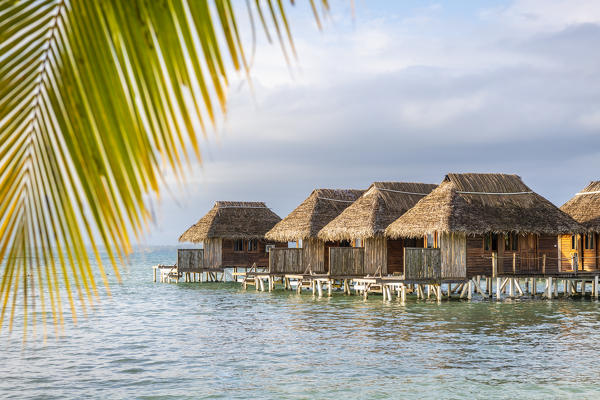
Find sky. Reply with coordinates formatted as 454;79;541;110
145;0;600;245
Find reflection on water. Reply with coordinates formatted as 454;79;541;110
1;247;600;399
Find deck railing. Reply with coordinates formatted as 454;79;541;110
404;248;441;281
269;248;304;274
329;247;365;276
177;249;204;272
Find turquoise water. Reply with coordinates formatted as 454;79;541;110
2;247;600;399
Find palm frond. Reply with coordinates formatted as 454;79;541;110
0;0;328;338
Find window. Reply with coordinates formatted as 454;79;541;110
234;239;244;252
426;233;436;249
247;239;258;252
585;234;595;250
404;238;418;248
571;235;577;250
504;233;518;251
354;239;362;247
484;233;499;251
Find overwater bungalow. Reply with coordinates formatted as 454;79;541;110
265;189;364;276
560;181;600;272
385;173;583;280
318;182;437;277
177;201;284;277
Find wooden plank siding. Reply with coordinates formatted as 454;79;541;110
177;249;204;272
583;233;598;270
203;238;223;269
404;248;441;281
269;248;304;274
204;239;284;269
328;247;365;276
364;237;387;275
439;232;467;279
466;236;491;277
303;238;327;274
387;239;404;275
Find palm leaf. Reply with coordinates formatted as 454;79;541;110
0;0;327;339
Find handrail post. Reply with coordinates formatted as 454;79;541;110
512;252;516;274
492;252;497;278
542;254;546;275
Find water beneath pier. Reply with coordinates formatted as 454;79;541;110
1;247;600;399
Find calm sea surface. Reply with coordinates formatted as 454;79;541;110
1;246;600;399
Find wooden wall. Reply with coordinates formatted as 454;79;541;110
466;235;492;277
404;248;441;281
538;235;559;274
583;233;598;270
387;239;404;275
178;249;204;272
218;239;281;268
364;237;387;275
269;248;304;274
439;232;466;279
203;238;223;269
329;247;365;276
303;238;326;273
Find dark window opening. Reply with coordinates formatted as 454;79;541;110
571;235;577;250
504;233;518;251
234;239;244;252
484;233;499;251
339;240;351;247
247;239;258;252
585;234;595;250
404;238;418;247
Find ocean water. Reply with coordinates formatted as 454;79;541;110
1;246;600;399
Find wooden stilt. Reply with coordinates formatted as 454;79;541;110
401;284;407;303
595;276;599;299
317;280;323;297
547;277;553;299
467;280;473;300
508;278;514;298
532;278;537;296
328;280;332;297
496;277;501;300
553;278;559;298
514;279;524;296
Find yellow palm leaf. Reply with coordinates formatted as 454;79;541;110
0;0;327;339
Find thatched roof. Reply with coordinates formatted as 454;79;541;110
560;181;600;232
179;201;281;243
265;189;364;242
318;182;437;240
385;173;584;238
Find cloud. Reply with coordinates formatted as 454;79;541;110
146;1;600;244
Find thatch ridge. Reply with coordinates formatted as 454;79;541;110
385;173;584;238
560;181;600;232
179;201;282;243
265;188;364;241
318;182;437;240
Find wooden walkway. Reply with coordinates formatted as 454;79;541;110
241;272;600;302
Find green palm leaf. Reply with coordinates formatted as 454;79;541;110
0;0;327;339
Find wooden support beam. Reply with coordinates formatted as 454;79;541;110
401;284;407;303
514;279;524;296
317;280;323;298
472;278;486;297
547;277;553;299
467;280;473;300
508;278;514;298
595;276;599;299
496;277;501;300
328;280;333;297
